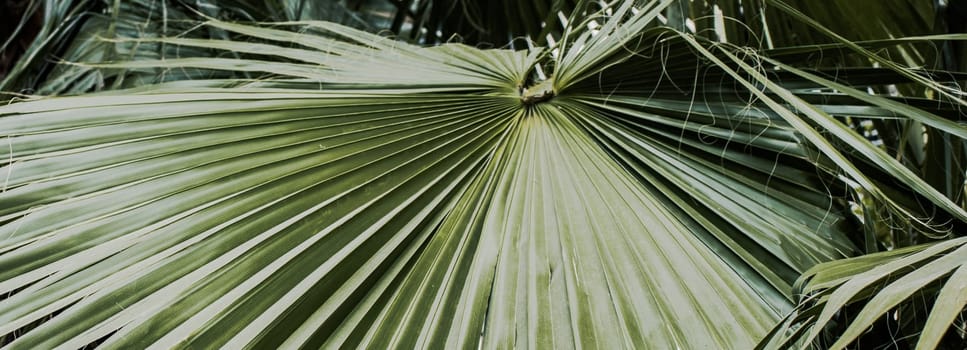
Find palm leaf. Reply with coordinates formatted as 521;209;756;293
759;237;967;349
2;1;967;349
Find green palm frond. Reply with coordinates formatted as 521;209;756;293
760;237;967;350
2;1;967;349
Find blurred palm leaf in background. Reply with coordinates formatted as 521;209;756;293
1;0;966;348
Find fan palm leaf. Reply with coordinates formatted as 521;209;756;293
760;237;967;349
1;0;966;349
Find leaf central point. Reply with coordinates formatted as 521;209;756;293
520;78;555;105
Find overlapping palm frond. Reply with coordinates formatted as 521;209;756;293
2;0;966;349
760;237;967;349
3;0;560;96
1;0;289;95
